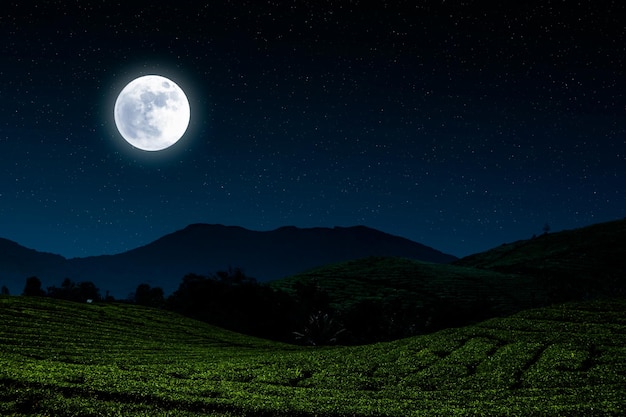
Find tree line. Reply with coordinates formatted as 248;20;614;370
21;276;113;302
15;270;495;346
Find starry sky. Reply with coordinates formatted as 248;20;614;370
1;1;625;259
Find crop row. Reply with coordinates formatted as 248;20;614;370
1;296;625;415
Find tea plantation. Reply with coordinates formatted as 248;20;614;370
1;295;625;416
271;256;545;316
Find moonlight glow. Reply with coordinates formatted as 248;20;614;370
114;75;190;151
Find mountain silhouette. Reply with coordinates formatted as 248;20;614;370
0;224;456;298
0;238;67;289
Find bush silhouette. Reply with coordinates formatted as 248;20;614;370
22;276;45;297
47;278;101;302
134;284;165;308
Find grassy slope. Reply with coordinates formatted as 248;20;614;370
1;296;626;416
455;219;626;284
270;219;626;317
270;257;546;316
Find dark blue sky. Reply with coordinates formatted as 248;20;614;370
1;1;624;259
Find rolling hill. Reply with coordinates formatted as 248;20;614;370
1;295;625;415
269;219;626;334
271;256;545;317
454;218;626;299
2;219;625;414
0;224;456;298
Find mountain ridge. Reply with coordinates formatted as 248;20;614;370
0;224;456;297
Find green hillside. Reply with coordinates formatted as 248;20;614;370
455;219;626;298
271;256;546;321
1;296;626;416
269;220;626;331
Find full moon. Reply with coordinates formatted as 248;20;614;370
114;75;190;151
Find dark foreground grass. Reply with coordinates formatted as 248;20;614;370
1;295;626;416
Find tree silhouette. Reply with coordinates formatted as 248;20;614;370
47;278;101;302
47;278;76;300
213;267;254;286
23;276;45;296
134;283;165;308
167;270;297;342
1;285;9;295
292;279;331;316
76;281;101;302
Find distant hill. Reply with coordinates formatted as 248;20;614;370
271;219;626;329
271;257;545;325
0;224;456;298
4;219;623;304
454;219;626;300
0;238;67;289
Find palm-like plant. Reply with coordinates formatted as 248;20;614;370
293;311;345;346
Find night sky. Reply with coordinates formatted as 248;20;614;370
1;1;625;259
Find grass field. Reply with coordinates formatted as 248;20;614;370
270;256;546;317
1;295;626;416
